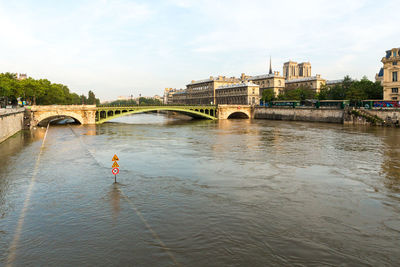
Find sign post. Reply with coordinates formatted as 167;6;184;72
112;154;120;183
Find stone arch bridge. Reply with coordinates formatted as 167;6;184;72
28;105;254;126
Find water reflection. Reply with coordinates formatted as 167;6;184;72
1;113;400;266
109;184;121;224
380;128;400;192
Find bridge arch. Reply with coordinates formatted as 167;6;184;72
227;111;249;119
217;105;253;119
96;107;217;124
33;111;85;126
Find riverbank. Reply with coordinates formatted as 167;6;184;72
254;107;400;126
0;108;25;143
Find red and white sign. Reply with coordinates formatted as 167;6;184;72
112;168;119;175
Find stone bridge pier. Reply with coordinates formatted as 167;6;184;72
29;105;97;127
217;105;254;119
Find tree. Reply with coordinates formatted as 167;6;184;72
342;75;353;92
278;86;316;101
138;97;162;105
87;90;96;105
317;84;329;100
262;88;275;102
80;94;87;105
0;72;100;105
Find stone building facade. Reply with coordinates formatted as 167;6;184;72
248;72;286;97
186;76;241;105
171;90;187;104
170;58;330;104
376;48;400;100
163;88;179;104
215;82;260;105
284;75;326;93
283;61;311;80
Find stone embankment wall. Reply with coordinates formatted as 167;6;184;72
367;109;400;124
254;107;344;123
0;108;25;143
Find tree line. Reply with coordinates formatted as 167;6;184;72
0;72;99;106
262;76;383;102
103;97;162;106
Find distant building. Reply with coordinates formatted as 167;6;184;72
117;96;131;101
215;82;260;105
169;57;330;104
376;47;400;100
16;73;27;80
326;79;344;88
186;76;242;105
249;59;325;95
283;61;312;80
152;95;163;102
248;72;286;97
171;90;187;104
163;88;177;104
285;75;326;93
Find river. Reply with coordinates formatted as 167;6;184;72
0;113;399;266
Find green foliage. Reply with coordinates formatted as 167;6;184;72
138;97;162;105
325;75;383;101
0;72;100;105
278;86;316;101
107;99;137;106
262;88;275;102
87;90;96;105
276;75;383;102
316;84;329;100
351;109;384;125
105;97;162;106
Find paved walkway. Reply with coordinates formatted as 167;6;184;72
0;107;25;116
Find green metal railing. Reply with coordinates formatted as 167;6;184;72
95;105;218;124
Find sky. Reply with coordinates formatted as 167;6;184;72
0;0;399;101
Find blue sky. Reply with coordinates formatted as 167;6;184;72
0;0;398;101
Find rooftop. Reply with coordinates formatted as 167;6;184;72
249;73;282;80
326;79;344;85
187;76;241;86
285;75;324;83
173;90;187;95
217;82;259;89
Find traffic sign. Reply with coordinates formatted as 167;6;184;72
112;168;119;175
112;161;120;168
112;154;119;161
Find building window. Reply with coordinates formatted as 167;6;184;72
394;61;398;65
394;51;397;57
393;72;398;82
392;97;398;100
392;88;399;93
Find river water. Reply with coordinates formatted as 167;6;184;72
0;113;399;266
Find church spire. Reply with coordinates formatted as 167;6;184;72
269;56;273;74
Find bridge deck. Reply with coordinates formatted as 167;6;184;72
95;105;218;123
